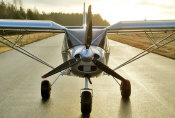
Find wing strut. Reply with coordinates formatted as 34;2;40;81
145;31;158;47
0;35;55;69
112;32;175;71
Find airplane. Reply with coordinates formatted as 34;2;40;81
0;3;175;114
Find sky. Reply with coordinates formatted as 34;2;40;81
4;0;175;25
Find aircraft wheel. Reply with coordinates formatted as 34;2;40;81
81;91;92;114
41;80;51;99
120;80;131;99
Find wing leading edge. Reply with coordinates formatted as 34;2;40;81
1;19;175;34
107;20;175;33
0;19;66;35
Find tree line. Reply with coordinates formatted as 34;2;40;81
0;0;110;26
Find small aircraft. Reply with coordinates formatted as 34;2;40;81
0;3;175;114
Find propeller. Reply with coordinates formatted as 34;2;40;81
42;58;81;78
85;5;92;49
42;5;93;79
92;59;126;82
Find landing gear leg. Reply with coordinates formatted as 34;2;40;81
80;76;92;114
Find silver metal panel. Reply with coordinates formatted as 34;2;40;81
66;29;107;46
69;45;105;77
65;26;83;29
107;29;175;33
91;29;106;46
67;29;85;44
107;20;175;31
0;19;65;30
64;26;107;29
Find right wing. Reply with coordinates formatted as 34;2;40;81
0;19;66;35
106;20;175;71
107;20;175;33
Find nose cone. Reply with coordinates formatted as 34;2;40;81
81;48;93;62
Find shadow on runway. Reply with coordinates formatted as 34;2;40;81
40;98;52;108
80;114;90;118
118;98;132;118
41;98;49;104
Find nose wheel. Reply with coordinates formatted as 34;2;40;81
80;76;93;114
81;90;92;114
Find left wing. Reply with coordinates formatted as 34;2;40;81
0;19;66;35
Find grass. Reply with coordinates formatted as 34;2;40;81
0;33;58;54
107;32;175;59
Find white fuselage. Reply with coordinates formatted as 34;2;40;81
69;45;105;77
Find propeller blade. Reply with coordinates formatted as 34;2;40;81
92;59;126;82
85;5;92;49
42;58;80;78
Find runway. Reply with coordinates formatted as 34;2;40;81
0;34;175;118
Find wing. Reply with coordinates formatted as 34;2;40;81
107;20;175;71
0;19;66;35
107;20;175;33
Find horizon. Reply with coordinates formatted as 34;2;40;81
3;0;175;25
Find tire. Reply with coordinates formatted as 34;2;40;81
41;80;51;99
120;80;131;99
81;91;92;114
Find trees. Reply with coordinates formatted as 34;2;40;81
0;1;110;26
0;1;7;19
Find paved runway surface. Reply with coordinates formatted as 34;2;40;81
0;34;175;118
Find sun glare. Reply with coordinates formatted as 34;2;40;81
91;0;173;25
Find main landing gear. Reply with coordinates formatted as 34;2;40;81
112;76;131;99
40;74;131;114
41;73;63;100
41;80;51;99
81;75;93;114
120;80;131;99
